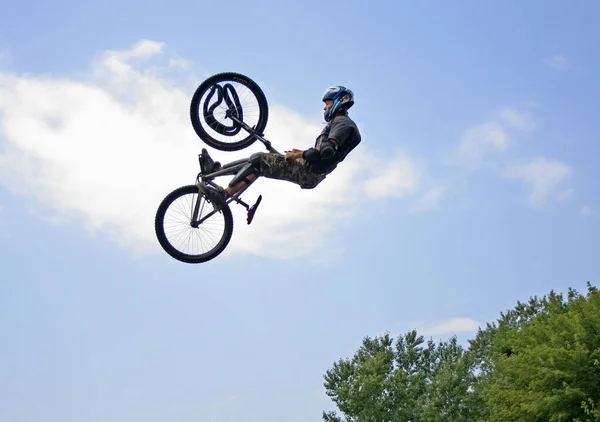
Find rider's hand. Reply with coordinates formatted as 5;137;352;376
285;149;303;161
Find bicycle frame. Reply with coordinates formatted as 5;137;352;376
190;130;282;226
225;112;282;156
156;71;289;263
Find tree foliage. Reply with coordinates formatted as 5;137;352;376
322;331;481;421
322;282;600;422
474;282;600;422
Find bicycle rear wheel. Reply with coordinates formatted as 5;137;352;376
190;72;269;151
155;185;234;263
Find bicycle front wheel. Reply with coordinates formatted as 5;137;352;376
155;185;234;263
190;72;269;151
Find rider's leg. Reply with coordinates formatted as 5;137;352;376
223;152;265;197
258;154;326;189
216;152;326;201
228;154;328;194
226;173;258;196
204;152;261;211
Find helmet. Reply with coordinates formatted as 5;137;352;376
322;85;354;122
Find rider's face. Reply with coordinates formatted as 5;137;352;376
323;99;333;112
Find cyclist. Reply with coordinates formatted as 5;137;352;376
203;85;361;208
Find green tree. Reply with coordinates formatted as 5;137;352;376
473;282;600;422
322;331;482;422
323;282;600;421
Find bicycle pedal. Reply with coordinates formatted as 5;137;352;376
247;195;262;225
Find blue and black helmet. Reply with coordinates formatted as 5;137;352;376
322;86;354;122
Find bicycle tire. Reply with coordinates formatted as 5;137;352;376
155;185;234;263
190;72;269;151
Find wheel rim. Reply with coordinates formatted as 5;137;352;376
192;77;264;148
160;190;228;259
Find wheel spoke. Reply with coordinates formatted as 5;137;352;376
190;72;268;152
155;185;234;263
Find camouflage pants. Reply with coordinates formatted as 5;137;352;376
257;153;326;189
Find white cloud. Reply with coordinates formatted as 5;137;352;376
420;317;481;336
226;142;419;259
0;40;421;261
455;105;537;168
410;186;447;212
556;188;575;202
168;57;192;69
547;55;570;71
106;39;165;61
457;121;510;163
581;205;595;216
504;157;573;207
500;107;535;132
358;152;419;200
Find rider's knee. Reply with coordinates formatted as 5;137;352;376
300;178;324;189
249;152;268;173
228;153;265;187
249;152;265;164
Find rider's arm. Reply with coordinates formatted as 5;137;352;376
302;139;339;162
303;117;351;162
292;117;348;162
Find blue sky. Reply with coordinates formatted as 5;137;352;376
1;1;599;421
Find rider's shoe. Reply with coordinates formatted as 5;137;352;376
205;185;229;211
200;148;222;173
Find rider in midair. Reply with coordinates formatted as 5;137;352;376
203;85;361;207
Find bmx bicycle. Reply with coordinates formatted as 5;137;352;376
154;72;281;263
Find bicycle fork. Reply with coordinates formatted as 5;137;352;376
191;182;262;226
190;183;217;228
226;112;281;155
